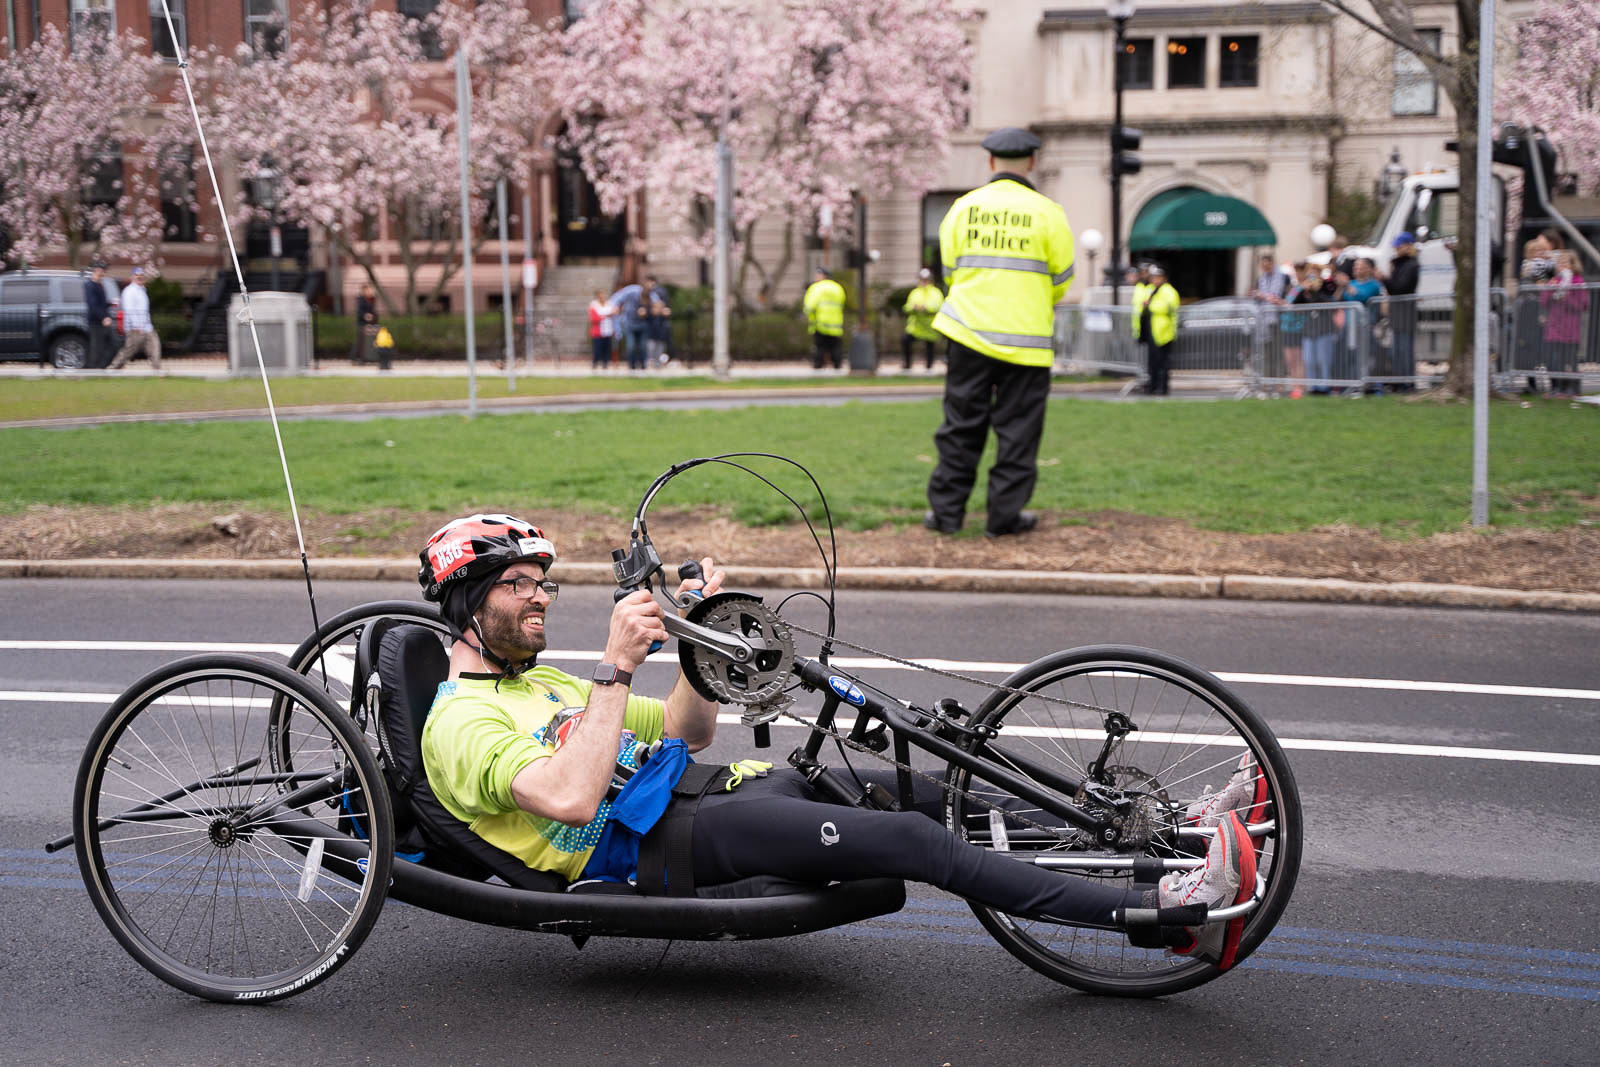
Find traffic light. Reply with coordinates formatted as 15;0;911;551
1111;125;1142;178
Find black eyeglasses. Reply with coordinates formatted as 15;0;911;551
492;577;559;601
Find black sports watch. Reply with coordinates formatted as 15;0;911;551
591;663;634;687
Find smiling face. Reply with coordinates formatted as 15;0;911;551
473;561;552;662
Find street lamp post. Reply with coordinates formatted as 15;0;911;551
1079;228;1104;297
1107;0;1137;305
252;161;282;292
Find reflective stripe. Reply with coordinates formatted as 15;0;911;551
940;300;1054;350
953;254;1049;275
1053;263;1076;285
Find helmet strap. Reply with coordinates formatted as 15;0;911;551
466;614;535;681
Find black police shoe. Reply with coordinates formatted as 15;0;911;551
923;511;962;534
985;511;1038;538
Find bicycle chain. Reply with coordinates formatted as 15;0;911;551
748;617;1160;848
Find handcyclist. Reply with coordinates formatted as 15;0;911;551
416;514;1263;967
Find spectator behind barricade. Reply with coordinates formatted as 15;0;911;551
1381;233;1420;391
1279;261;1309;397
1292;263;1339;394
107;267;162;373
588;290;615;370
83;260;116;369
645;294;672;368
1328;234;1356;278
1541;250;1589;397
1252;254;1292;305
902;268;944;370
1343;258;1386;394
1516;236;1556;393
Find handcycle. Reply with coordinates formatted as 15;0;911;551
53;454;1302;1003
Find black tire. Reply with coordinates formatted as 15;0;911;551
942;645;1302;997
74;655;394;1003
284;600;448;747
48;332;89;369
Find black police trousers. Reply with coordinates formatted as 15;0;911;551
690;769;1134;927
925;341;1051;534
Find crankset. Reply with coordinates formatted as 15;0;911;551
677;592;796;713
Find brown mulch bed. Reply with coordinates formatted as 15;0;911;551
4;504;1599;594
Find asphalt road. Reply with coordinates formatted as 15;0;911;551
3;578;1597;1066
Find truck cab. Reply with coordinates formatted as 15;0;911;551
1339;170;1504;295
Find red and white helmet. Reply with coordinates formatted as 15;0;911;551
417;513;556;601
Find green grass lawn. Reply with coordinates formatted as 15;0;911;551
0;373;951;423
2;396;1594;535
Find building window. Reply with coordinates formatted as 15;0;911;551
246;0;288;58
1219;35;1258;88
397;0;444;61
1118;37;1154;91
921;192;960;279
565;0;595;23
1166;35;1206;89
1392;28;1440;116
81;142;123;242
159;144;197;243
70;0;115;55
150;0;186;61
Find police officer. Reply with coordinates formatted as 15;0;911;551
1133;263;1179;395
802;267;846;370
924;127;1074;537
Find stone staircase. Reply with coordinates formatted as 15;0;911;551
526;264;620;360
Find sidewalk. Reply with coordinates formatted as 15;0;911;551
4;556;1597;613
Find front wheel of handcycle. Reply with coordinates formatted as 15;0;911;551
942;645;1302;997
73;655;395;1003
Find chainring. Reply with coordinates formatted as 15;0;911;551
677;592;795;706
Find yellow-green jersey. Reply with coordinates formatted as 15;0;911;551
932;175;1074;367
902;283;944;341
420;668;666;880
803;278;846;337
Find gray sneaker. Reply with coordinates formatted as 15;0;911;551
1184;752;1267;827
1158;811;1257;968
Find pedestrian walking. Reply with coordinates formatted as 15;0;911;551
83;260;117;369
923;126;1074;538
351;284;380;366
107;267;162;372
588;290;616;370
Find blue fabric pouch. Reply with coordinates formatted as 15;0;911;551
581;738;690;883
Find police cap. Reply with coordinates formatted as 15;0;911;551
981;127;1041;159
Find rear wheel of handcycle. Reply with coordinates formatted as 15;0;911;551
73;655;394;1003
942;645;1302;997
283;600;449;750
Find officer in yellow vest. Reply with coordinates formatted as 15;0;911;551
802;267;846;370
1132;263;1180;395
901;268;944;370
924;126;1074;537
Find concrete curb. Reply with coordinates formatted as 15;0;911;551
4;557;1597;613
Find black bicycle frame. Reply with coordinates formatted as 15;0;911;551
787;656;1106;837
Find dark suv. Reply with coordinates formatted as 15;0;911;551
0;270;111;369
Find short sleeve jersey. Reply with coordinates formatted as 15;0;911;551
420;666;667;879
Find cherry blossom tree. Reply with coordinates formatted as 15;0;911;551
561;0;972;307
0;25;165;269
187;0;559;314
1497;0;1600;197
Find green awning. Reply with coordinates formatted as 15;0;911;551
1129;188;1276;251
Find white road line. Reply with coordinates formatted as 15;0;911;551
6;640;1597;703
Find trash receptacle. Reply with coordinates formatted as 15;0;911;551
228;292;313;375
847;327;877;375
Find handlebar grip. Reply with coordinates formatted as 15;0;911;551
613;585;663;654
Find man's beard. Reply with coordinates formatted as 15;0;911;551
475;598;547;663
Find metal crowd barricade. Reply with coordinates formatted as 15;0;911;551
1368;292;1453;391
1499;279;1598;395
1171;300;1257;393
1054;304;1144;389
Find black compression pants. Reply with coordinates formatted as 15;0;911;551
688;769;1135;927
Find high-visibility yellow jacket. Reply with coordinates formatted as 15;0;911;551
902;283;944;341
803;278;846;337
931;174;1074;366
1133;281;1180;346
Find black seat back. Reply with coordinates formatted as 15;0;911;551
355;616;564;893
